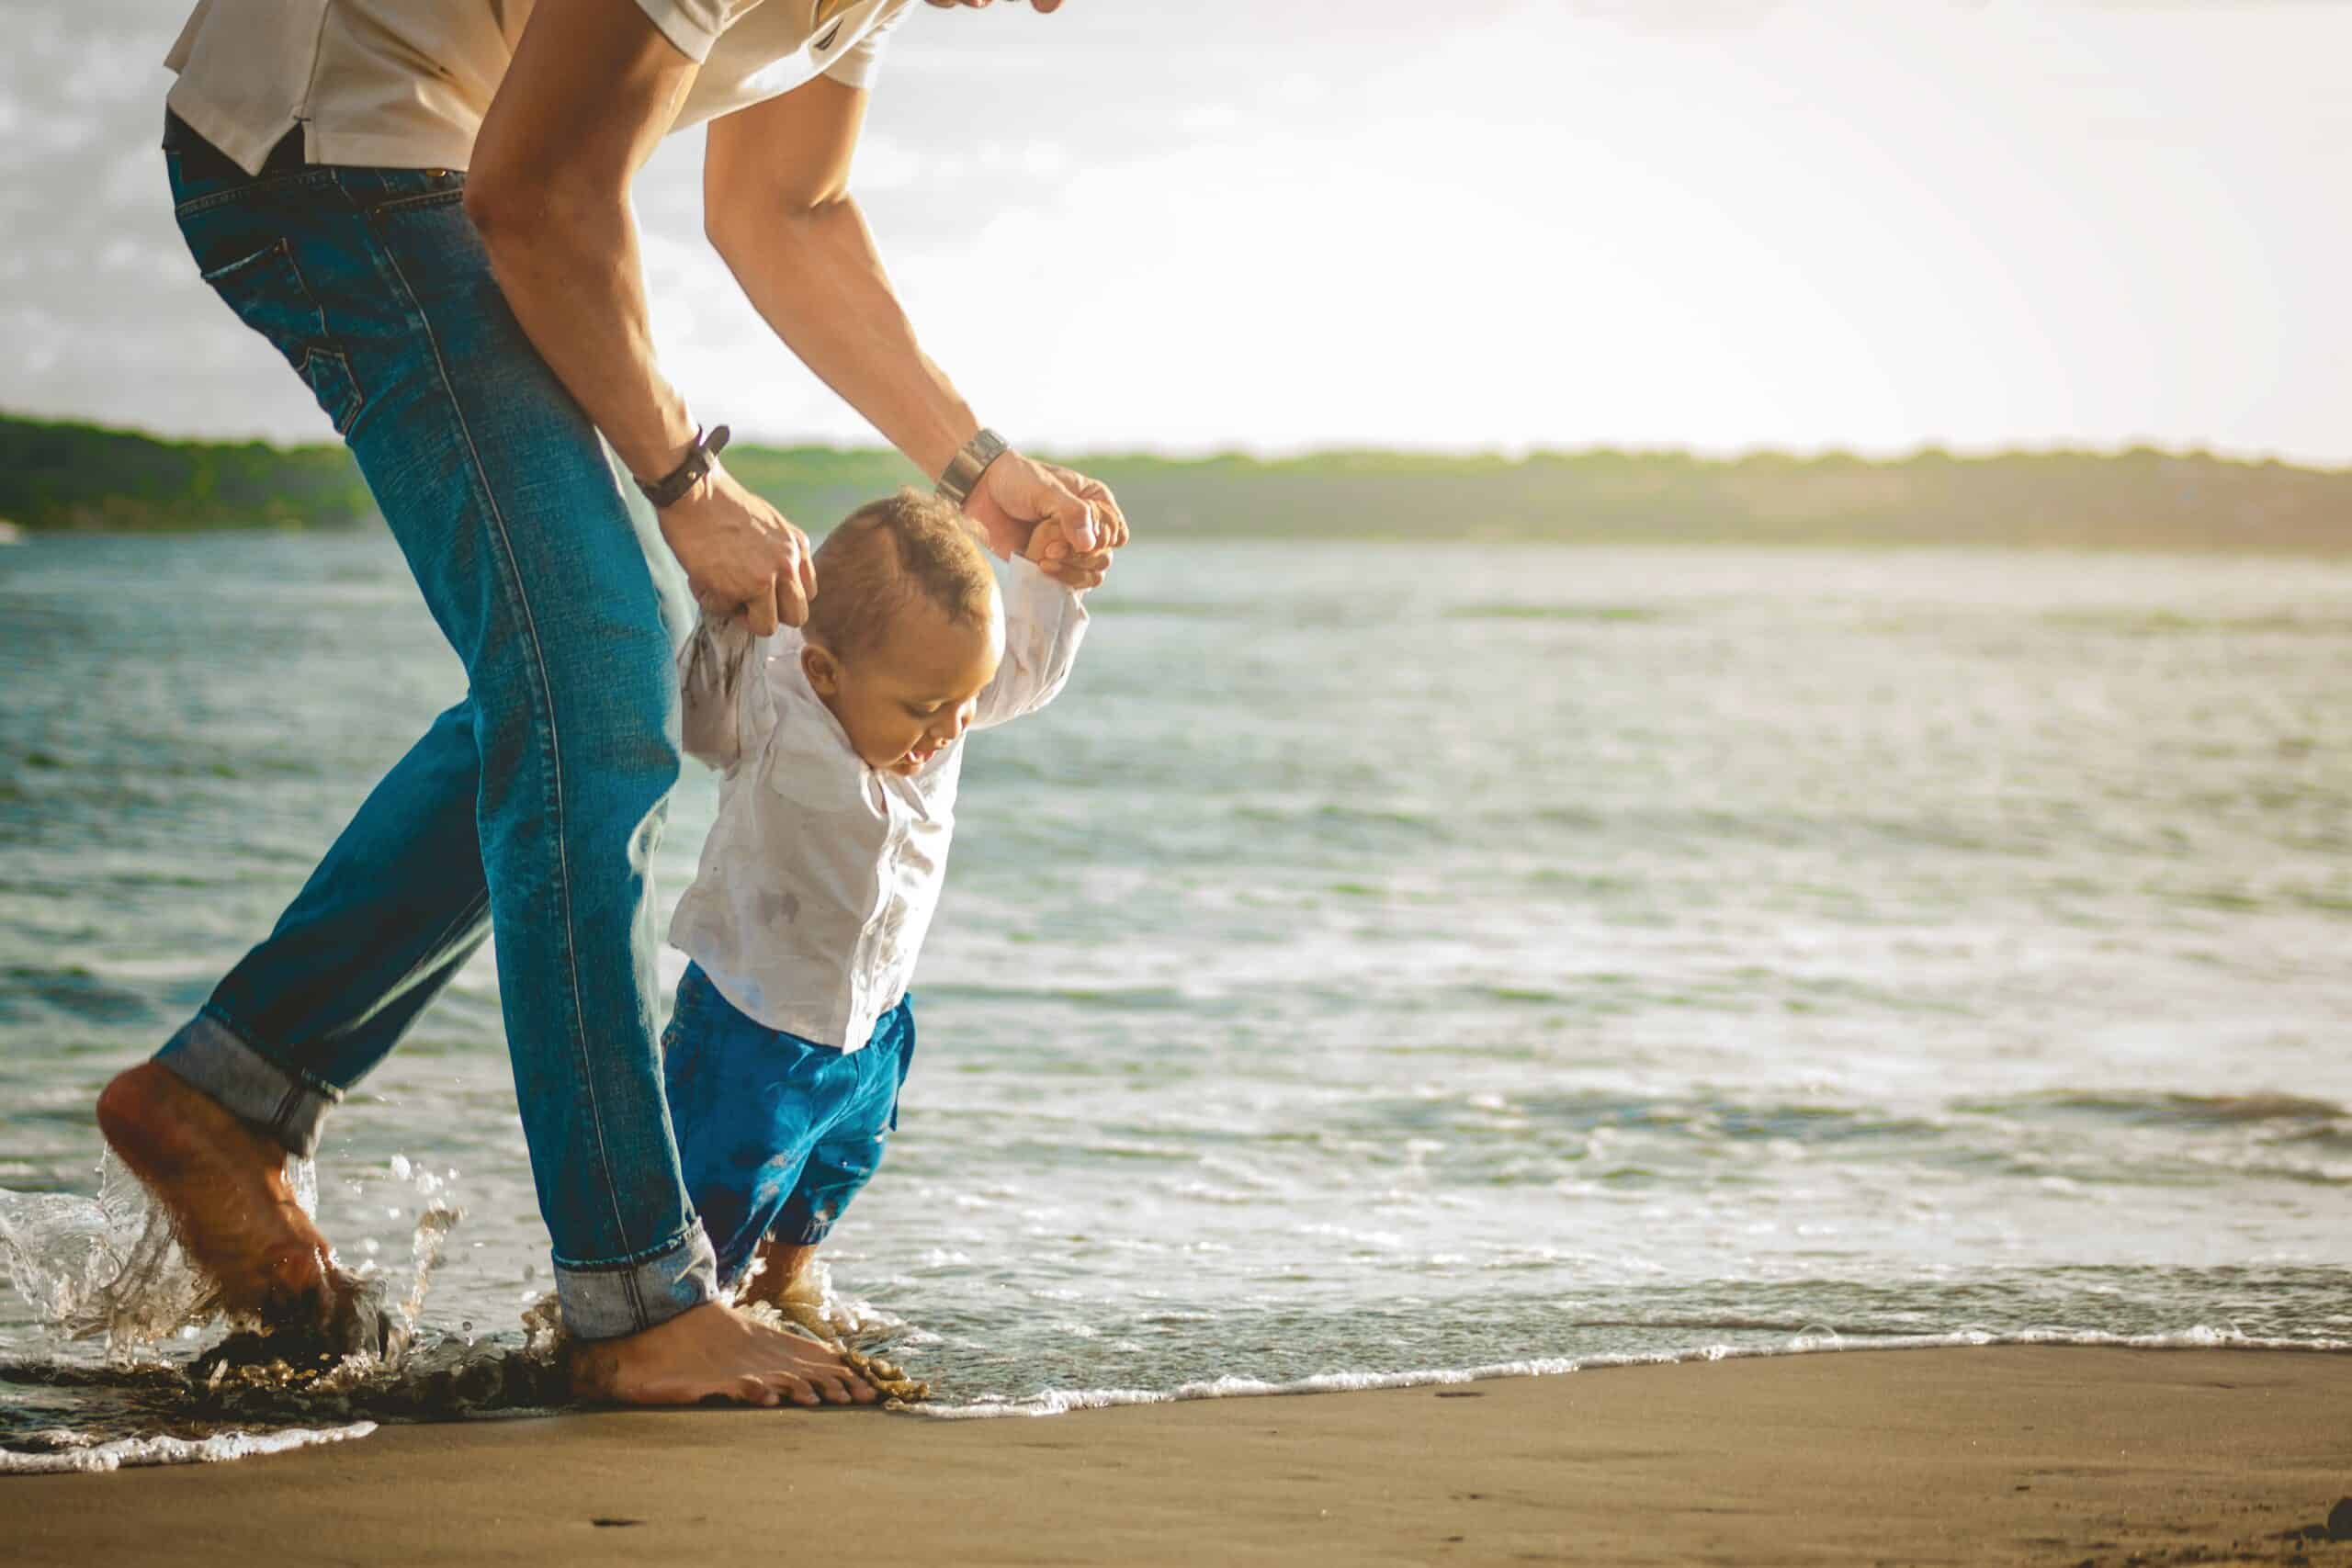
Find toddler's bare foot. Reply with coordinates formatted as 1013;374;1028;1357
568;1301;879;1407
736;1237;819;1312
96;1062;365;1337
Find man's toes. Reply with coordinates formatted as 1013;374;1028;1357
254;1245;334;1321
736;1374;780;1407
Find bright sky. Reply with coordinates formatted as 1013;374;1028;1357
5;1;2347;461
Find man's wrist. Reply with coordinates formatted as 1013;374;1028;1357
639;424;731;510
934;427;1010;509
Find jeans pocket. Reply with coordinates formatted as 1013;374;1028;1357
200;237;365;435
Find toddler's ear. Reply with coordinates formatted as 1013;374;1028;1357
799;640;843;695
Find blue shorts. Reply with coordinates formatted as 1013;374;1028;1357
661;963;917;1284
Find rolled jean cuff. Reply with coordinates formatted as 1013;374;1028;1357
153;1009;340;1159
554;1221;720;1341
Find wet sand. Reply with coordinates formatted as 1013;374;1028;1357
5;1347;2349;1566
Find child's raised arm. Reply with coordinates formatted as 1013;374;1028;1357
676;615;775;772
969;553;1091;731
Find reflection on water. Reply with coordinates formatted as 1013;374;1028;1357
3;535;2349;1462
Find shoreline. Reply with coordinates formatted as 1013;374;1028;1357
10;523;2352;564
5;1346;2349;1565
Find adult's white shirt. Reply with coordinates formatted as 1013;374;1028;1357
164;0;915;175
668;556;1089;1052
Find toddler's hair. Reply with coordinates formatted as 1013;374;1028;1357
805;488;997;661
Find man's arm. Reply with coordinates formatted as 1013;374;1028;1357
464;0;814;634
703;80;1122;566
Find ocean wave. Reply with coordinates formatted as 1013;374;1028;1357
1444;604;1668;624
0;967;163;1029
1959;1090;2346;1129
910;1325;2352;1420
2040;610;2352;638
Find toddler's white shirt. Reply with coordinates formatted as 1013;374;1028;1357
668;556;1087;1050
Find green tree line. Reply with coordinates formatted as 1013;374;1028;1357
3;412;2345;554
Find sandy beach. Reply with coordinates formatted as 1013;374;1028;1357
1;1347;2346;1565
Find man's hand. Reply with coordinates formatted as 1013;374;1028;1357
1020;472;1130;591
1023;519;1115;591
657;465;818;635
965;452;1126;566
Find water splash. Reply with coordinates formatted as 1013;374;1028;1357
0;1155;217;1355
0;1149;518;1472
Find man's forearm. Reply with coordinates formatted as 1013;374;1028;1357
711;197;978;482
469;186;700;485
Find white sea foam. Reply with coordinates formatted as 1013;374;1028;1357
910;1326;2352;1419
0;1421;378;1474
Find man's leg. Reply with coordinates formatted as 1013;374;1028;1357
350;165;864;1403
99;699;489;1343
103;142;506;1342
112;145;867;1403
155;699;491;1147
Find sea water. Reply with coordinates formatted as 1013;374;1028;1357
3;532;2347;1463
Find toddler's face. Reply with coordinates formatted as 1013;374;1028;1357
802;592;1004;775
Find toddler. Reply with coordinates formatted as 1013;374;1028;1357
662;487;1108;1317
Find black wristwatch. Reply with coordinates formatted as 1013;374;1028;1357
934;427;1010;509
638;423;730;510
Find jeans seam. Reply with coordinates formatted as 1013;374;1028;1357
367;187;465;217
376;885;491;1008
202;876;481;1099
369;219;636;1262
171;169;340;220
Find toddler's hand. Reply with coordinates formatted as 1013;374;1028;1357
1023;511;1121;592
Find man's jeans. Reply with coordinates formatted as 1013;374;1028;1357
154;115;718;1338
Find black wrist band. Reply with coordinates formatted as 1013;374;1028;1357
639;423;729;510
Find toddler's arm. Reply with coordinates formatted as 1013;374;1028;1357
969;548;1092;731
676;614;773;772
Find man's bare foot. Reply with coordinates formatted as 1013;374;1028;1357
567;1301;879;1408
96;1062;365;1341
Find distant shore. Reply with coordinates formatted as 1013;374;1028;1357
4;411;2347;555
4;1347;2348;1565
